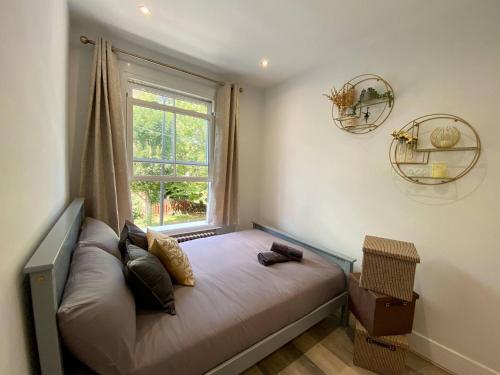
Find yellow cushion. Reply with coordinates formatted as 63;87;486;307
146;230;195;286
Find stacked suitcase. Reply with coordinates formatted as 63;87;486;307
350;235;420;375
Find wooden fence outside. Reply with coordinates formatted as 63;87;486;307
149;199;206;217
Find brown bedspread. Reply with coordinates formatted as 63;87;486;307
133;229;345;375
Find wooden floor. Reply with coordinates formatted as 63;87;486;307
241;317;451;375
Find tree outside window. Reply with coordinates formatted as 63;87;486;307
128;85;212;227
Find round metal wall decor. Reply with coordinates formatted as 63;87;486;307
324;74;395;134
389;114;481;185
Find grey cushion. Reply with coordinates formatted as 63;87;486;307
124;242;176;315
79;217;121;260
58;246;136;375
123;240;148;264
119;220;148;258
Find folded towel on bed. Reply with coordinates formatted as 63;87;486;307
271;242;303;262
257;252;290;266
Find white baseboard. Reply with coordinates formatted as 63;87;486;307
409;331;499;375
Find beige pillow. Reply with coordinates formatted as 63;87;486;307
79;217;121;260
146;230;195;286
58;246;135;375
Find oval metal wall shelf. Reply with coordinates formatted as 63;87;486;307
389;114;481;185
326;74;395;134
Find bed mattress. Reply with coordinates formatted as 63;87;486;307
133;229;345;375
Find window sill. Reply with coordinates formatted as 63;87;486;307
146;221;221;237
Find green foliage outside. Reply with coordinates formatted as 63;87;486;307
131;89;210;227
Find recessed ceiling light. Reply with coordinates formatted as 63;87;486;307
139;5;151;15
261;58;269;69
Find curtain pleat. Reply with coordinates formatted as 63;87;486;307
208;84;240;226
79;38;131;233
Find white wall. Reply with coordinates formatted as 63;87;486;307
257;3;500;375
0;1;69;374
237;85;265;229
67;23;265;230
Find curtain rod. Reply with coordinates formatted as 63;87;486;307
79;35;244;93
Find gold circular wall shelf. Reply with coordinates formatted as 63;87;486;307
389;114;481;185
325;74;395;134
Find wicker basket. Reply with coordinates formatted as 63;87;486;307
353;320;408;375
360;235;420;302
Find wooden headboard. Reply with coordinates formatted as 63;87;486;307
24;198;85;375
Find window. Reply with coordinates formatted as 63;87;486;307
127;82;213;228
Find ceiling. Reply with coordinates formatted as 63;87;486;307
68;0;481;88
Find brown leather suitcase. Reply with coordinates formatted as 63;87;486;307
349;273;419;336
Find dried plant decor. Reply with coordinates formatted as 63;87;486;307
324;74;395;134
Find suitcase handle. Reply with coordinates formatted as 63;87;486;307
366;337;396;351
384;301;408;308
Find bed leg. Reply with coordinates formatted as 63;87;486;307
340;303;349;327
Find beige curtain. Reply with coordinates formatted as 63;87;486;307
79;38;131;233
208;84;240;226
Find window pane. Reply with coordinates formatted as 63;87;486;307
133;88;174;106
131;181;161;227
163;182;208;225
133;105;174;160
176;164;208;177
133;162;174;177
131;180;207;227
175;97;209;114
176;114;208;163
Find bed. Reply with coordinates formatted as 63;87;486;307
24;199;355;375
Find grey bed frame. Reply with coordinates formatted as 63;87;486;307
24;198;355;375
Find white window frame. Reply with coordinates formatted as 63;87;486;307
125;79;215;227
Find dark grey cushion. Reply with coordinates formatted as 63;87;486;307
123;240;148;263
124;243;176;315
57;246;136;375
119;220;148;258
79;217;121;260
